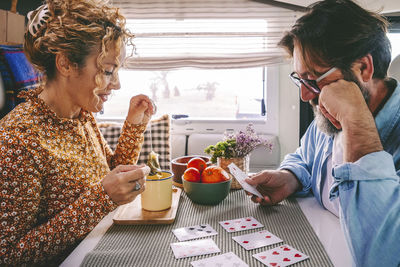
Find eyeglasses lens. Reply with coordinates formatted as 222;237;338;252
301;80;320;94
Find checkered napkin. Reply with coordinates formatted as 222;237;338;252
99;114;171;170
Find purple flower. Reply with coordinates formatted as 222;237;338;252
223;123;273;157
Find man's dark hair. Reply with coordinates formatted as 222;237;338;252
278;0;391;79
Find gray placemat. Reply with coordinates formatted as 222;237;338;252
81;190;333;267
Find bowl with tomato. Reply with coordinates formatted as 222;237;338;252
182;165;232;205
171;155;211;187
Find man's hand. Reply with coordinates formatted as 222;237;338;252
245;169;301;206
319;79;383;162
102;165;150;205
318;79;369;128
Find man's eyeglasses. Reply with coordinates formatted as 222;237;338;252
289;67;337;94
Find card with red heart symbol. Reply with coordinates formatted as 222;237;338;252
218;216;264;233
190;252;249;267
252;244;309;266
232;230;283;250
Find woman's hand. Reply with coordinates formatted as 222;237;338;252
102;164;150;205
126;94;156;125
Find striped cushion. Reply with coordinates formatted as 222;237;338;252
99;114;171;170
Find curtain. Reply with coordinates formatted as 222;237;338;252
111;0;300;70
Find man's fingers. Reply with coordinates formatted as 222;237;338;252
245;173;268;185
319;104;342;129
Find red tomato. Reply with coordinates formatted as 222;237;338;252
201;166;230;183
183;167;201;183
187;157;207;174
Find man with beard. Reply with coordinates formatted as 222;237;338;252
245;0;400;266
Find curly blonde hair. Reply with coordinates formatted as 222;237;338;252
24;0;134;89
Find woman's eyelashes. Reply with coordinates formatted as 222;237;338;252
104;69;114;76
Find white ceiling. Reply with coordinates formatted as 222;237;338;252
279;0;400;13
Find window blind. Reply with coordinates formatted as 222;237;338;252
112;0;300;70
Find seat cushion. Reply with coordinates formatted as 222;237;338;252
99;114;171;170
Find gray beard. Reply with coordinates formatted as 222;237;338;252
311;71;370;136
312;105;339;136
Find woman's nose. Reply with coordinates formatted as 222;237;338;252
300;83;318;102
109;73;121;91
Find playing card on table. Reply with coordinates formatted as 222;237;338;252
170;238;221;259
191;252;249;267
172;224;218;241
232;230;283;250
219;216;263;233
228;163;263;198
253;244;309;266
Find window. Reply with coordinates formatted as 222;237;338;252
388;33;400;60
97;0;296;135
99;67;266;120
97;17;285;121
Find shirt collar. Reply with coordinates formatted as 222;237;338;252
375;78;400;144
19;86;91;125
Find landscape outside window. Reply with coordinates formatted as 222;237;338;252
98;67;265;120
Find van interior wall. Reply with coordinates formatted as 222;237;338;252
278;62;300;161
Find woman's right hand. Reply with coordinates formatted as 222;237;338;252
102;165;150;205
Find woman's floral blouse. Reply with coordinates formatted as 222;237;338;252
0;89;146;265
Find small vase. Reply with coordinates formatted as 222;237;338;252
217;154;250;189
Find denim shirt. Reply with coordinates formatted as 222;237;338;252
279;79;400;266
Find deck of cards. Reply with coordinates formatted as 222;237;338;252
170;215;310;266
170;163;310;266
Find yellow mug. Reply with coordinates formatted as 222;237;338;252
141;171;173;211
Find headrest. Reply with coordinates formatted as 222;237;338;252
389;55;400;80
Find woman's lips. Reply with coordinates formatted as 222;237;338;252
98;94;109;102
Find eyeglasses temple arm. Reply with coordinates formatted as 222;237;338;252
316;67;338;82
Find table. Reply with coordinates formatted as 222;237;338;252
61;192;353;267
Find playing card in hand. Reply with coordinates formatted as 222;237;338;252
191;252;249;267
170;239;221;259
172;224;218;241
228;163;263;198
219;216;263;233
253;244;309;266
232;230;283;250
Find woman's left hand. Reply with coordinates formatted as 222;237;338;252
126;94;156;125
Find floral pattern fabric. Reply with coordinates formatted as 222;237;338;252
0;89;146;265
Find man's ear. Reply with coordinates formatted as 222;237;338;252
55;53;76;77
353;54;374;82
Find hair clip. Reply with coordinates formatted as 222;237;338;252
27;4;51;36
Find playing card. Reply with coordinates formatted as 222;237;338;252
170;239;221;259
219;216;263;233
228;163;263;198
172;224;218;241
232;230;283;250
191;252;249;267
253;244;309;266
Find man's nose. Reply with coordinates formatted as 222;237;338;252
300;83;317;102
